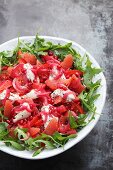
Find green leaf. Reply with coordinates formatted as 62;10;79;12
0;122;8;139
79;79;101;114
32;139;55;149
4;140;25;150
15;128;28;140
83;56;102;87
0;50;18;66
20;40;34;54
53;132;77;145
37;51;47;56
77;114;87;126
32;147;43;157
0;107;4;111
69;112;78;129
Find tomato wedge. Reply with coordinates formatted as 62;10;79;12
29;115;39;127
8;126;16;138
20;52;37;65
29;127;40;137
65;69;83;78
36;59;42;67
53;96;62;104
71;103;84;114
57;105;67;114
61;54;73;70
0;80;12;91
17;49;23;56
11;64;24;78
69;75;85;94
44;118;58;135
4;100;13;118
45;77;72;90
45;79;57;90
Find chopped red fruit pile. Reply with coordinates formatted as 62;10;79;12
0;51;85;137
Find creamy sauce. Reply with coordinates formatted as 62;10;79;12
23;89;38;99
60;74;66;80
9;93;21;101
66;94;75;102
42;115;58;128
44;116;53;128
0;90;6;100
51;89;66;98
22;102;30;109
49;66;58;80
13;110;31;123
24;63;35;82
41;105;51;112
51;89;76;102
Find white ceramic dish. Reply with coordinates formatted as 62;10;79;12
0;36;106;159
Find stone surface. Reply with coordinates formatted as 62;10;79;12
0;0;112;169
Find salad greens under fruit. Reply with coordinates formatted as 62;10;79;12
0;35;102;156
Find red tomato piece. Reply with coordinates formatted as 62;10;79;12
36;59;42;67
53;96;62;104
0;80;12;91
45;77;72;90
69;75;85;94
11;64;24;78
7;67;13;76
29;127;40;137
57;105;67;114
61;54;73;70
29;115;39;127
18;58;26;64
21;52;37;65
4;100;13;118
17;49;23;56
71;102;84;114
44;118;58;135
65;69;83;78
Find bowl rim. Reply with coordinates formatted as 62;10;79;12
0;36;107;159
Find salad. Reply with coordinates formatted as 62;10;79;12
0;35;102;157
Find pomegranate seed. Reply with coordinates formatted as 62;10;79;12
30;116;33;120
24;119;27;123
23;122;26;125
6;120;10;124
48;51;53;56
20;120;24;124
32;112;36;116
54;56;58;59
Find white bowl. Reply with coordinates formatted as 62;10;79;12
0;36;106;159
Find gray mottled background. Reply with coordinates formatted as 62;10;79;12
0;0;113;170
